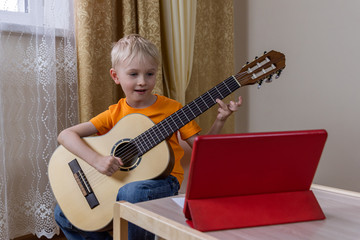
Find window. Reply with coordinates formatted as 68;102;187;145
0;0;29;12
0;0;70;30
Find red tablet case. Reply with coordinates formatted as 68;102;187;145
183;129;328;232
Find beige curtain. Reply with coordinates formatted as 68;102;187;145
75;0;163;122
160;0;197;105
187;0;235;134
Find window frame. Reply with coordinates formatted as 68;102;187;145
0;0;44;27
0;0;70;32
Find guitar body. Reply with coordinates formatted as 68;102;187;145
48;113;172;231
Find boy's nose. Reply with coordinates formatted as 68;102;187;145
137;75;146;85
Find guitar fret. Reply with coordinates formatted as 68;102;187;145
164;118;175;134
145;132;154;147
164;119;172;135
137;136;146;153
154;128;162;142
207;91;215;102
198;97;208;112
175;111;185;126
200;95;210;108
227;77;240;91
143;133;152;152
220;83;229;94
134;137;146;155
180;110;190;123
192;101;203;114
148;128;159;144
170;115;180;129
153;127;162;142
224;81;232;92
181;108;191;122
231;75;241;87
186;105;197;118
209;88;221;101
215;86;224;99
159;122;171;138
155;124;166;139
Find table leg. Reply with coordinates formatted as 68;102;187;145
114;201;128;240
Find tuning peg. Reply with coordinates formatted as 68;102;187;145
257;79;264;89
263;51;267;55
266;74;273;83
255;56;258;60
275;69;283;79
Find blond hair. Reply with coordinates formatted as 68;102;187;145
111;34;160;68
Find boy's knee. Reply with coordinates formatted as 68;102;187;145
116;181;151;203
54;205;73;230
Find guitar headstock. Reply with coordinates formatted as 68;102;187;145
235;50;286;88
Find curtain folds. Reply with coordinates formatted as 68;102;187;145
0;0;78;238
75;0;164;122
187;0;235;134
75;0;122;123
160;0;197;105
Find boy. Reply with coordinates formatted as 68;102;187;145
54;34;242;239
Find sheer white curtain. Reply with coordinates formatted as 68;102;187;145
0;0;78;238
160;0;197;105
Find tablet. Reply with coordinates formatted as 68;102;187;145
183;129;328;231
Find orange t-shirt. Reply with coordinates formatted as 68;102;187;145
90;94;201;185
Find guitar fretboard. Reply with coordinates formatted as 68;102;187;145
132;76;241;156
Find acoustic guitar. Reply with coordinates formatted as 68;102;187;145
48;50;286;231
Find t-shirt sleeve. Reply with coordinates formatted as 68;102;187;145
89;109;114;135
179;119;201;140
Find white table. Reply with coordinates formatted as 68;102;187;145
113;185;360;240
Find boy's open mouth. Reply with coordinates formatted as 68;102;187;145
135;89;146;93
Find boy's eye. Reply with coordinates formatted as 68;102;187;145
129;73;138;76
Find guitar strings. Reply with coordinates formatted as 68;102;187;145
76;66;271;190
83;70;251;180
81;71;257;189
77;62;276;188
97;70;250;176
110;70;250;167
110;70;249;167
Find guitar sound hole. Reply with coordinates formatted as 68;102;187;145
112;140;141;171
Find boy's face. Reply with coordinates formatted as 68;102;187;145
110;56;158;108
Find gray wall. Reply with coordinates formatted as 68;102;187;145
234;0;360;192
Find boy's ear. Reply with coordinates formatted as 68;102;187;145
110;68;120;84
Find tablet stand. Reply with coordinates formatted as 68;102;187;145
185;190;325;232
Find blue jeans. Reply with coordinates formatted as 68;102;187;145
54;175;180;240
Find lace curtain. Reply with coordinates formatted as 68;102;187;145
0;0;78;238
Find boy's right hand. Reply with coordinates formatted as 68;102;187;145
93;155;123;176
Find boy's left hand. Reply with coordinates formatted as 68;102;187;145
216;96;242;121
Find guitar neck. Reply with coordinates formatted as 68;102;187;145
131;50;286;156
133;76;241;156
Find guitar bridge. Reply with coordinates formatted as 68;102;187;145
68;159;99;209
